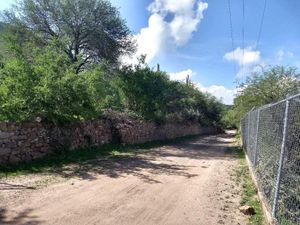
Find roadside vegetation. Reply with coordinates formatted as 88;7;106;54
0;0;224;127
225;51;300;225
227;146;266;225
224;66;300;127
1;1;297;130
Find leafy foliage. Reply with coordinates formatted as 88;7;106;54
0;1;225;127
220;106;237;129
0;32;224;125
3;0;135;72
231;66;300;126
117;63;224;125
229;146;266;225
117;64;170;122
0;43;93;123
0;25;125;123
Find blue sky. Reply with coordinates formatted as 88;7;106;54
1;0;300;104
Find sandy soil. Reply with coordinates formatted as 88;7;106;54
0;132;248;225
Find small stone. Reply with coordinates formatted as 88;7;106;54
0;131;14;139
218;220;225;224
239;205;255;215
35;117;42;123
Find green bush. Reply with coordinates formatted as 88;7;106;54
0;7;225;127
0;45;85;122
232;66;300;126
0;41;123;123
117;63;224;126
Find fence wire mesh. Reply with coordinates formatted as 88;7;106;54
241;94;300;225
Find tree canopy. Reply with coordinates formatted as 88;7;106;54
0;40;224;126
0;0;225;128
229;66;300;126
3;0;135;72
117;63;224;125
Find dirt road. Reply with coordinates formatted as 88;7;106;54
0;132;248;225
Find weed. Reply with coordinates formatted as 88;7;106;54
228;145;266;225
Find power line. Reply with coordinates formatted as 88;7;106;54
227;0;237;74
255;0;267;51
241;0;245;77
227;0;266;77
227;0;235;52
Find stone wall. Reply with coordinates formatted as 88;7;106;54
0;122;50;164
117;120;215;144
0;115;216;164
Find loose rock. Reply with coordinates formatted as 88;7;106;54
239;205;255;215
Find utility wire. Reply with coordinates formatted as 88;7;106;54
227;0;235;53
241;0;245;77
228;0;266;78
255;0;267;51
227;0;237;75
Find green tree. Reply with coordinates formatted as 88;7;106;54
117;64;170;122
0;44;85;122
232;66;300;125
203;94;224;127
83;64;123;113
3;0;135;73
221;108;237;129
0;39;121;123
117;62;224;126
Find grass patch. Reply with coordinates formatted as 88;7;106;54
228;145;266;225
0;134;200;178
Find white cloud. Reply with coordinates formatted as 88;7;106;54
149;0;208;46
276;50;294;62
134;13;172;62
123;0;208;64
198;83;238;105
169;69;237;105
224;46;262;79
169;69;194;81
224;46;261;66
224;47;299;79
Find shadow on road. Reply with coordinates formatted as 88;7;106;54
45;132;237;183
0;208;43;225
0;132;239;225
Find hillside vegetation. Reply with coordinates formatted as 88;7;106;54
0;0;224;127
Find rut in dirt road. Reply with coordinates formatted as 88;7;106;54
0;132;248;225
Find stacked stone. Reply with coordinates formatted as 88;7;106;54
0;115;216;164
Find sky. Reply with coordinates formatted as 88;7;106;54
1;0;300;104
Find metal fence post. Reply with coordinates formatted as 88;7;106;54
247;113;251;151
253;109;260;167
272;99;290;218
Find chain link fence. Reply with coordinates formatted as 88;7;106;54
241;93;300;225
